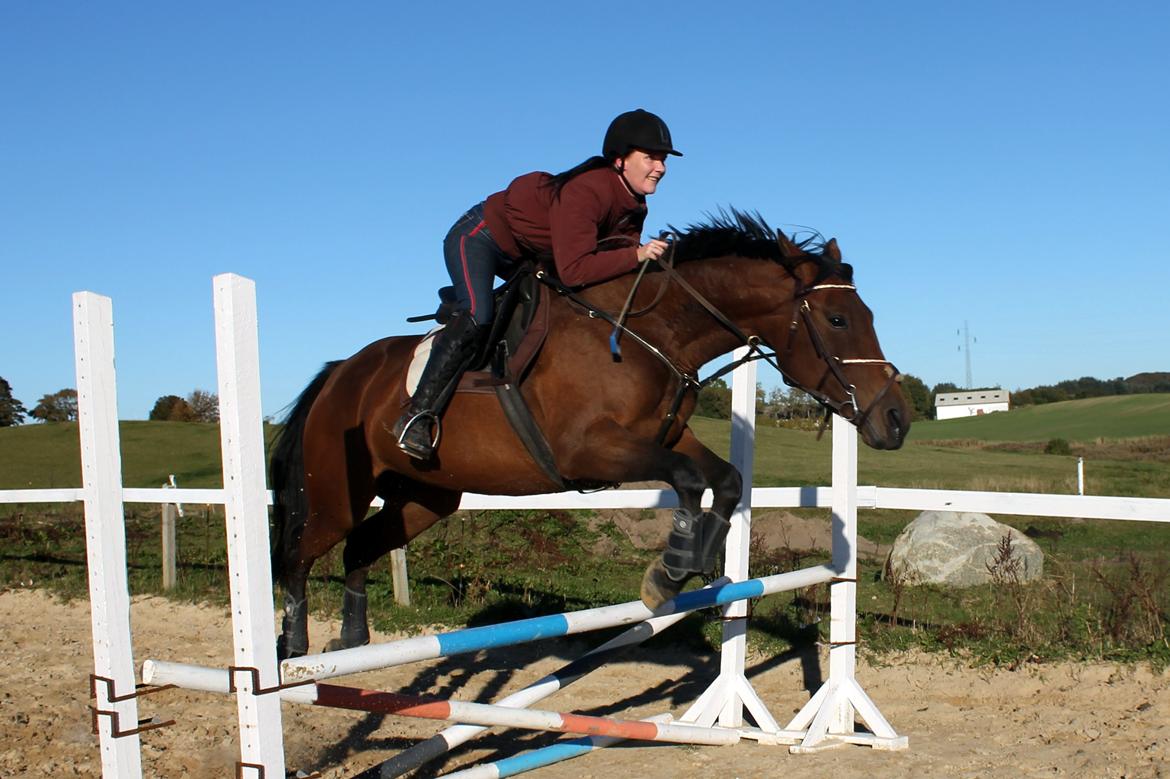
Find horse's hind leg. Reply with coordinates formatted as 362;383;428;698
278;490;357;660
276;443;373;660
333;480;461;650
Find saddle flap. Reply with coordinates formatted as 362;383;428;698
402;272;549;401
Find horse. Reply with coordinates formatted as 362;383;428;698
269;211;909;658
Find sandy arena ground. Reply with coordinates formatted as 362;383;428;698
1;588;1167;778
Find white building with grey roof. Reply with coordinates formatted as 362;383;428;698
934;389;1010;420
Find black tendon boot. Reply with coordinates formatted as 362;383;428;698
640;509;732;609
392;310;486;460
339;587;370;649
696;511;731;574
640;509;703;609
277;594;308;660
662;508;703;579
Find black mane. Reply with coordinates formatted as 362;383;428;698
667;208;852;283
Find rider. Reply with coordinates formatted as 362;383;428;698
393;108;683;460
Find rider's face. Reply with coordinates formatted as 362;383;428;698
617;149;668;196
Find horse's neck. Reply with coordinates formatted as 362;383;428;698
647;257;795;374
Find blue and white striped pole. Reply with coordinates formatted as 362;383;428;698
143;566;835;696
278;564;835;684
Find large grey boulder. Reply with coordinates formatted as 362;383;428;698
885;511;1044;587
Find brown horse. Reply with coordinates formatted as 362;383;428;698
269;212;908;658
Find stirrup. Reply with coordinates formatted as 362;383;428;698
396;411;442;456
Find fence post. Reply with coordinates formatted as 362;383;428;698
161;502;176;590
160;475;180;591
390;547;411;607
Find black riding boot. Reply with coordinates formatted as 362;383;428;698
392;310;486;460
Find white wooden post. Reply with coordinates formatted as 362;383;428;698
788;415;905;752
681;349;780;733
720;351;756;727
390;547;411;607
74;292;143;778
1078;457;1085;495
213;274;285;775
827;412;859;731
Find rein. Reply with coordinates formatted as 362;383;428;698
536;238;900;443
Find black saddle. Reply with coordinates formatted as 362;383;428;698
410;269;545;384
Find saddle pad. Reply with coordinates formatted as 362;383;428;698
405;326;443;398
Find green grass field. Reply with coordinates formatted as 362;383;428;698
2;394;1167;667
3;395;1168;497
908;393;1170;442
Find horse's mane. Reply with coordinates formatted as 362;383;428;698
667;208;852;283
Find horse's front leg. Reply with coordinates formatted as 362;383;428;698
634;426;745;608
558;420;725;608
670;424;743;566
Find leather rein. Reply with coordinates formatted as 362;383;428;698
536;235;901;442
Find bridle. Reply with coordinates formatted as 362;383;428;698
536;234;902;441
786;282;902;433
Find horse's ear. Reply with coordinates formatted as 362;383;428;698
777;231;803;259
825;238;842;262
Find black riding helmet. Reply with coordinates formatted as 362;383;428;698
602;109;683;160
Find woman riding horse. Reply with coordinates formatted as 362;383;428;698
392;108;681;461
270;212;909;659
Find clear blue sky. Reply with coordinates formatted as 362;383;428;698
2;2;1167;420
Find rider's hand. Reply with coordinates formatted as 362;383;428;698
637;238;669;263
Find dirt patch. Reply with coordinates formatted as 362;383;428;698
3;589;1167;778
591;508;888;560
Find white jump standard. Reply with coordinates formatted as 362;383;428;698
76;274;905;779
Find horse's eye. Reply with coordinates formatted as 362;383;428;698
828;314;848;329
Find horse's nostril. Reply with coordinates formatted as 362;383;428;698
888;408;903;434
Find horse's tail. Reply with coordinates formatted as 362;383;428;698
269;361;342;582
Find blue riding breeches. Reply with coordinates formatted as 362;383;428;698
443;202;517;326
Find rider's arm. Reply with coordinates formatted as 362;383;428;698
548;179;640;287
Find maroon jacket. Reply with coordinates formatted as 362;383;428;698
482;167;647;287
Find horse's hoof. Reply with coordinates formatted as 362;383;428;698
640;558;686;610
325;635;370;653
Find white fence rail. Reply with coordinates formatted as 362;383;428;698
6;484;1167;522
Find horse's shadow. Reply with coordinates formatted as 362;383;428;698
296;593;824;778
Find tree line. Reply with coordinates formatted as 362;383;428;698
0;380;77;425
6;369;1166;428
0;377;219;426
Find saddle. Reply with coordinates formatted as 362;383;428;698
407;270;549;396
404;270;607;491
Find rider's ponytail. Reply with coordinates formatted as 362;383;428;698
543;156;613;199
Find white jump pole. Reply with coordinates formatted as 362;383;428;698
212;273;285;775
74;292;143;778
